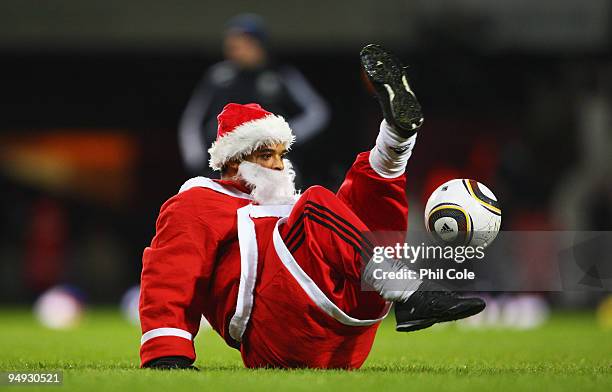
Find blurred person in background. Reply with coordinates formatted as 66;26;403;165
178;13;330;177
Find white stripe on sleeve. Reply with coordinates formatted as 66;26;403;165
141;327;193;345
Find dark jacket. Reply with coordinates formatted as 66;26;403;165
179;60;330;174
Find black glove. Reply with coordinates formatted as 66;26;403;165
143;356;199;370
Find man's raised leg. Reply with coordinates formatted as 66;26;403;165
279;185;389;320
344;44;486;331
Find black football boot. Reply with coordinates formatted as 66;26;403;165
395;281;486;332
144;356;199;370
360;43;424;138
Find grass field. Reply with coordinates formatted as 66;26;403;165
1;308;610;391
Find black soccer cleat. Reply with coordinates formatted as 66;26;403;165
395;281;486;332
360;43;424;138
143;356;199;370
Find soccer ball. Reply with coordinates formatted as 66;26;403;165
34;285;84;329
424;179;501;248
120;285;141;325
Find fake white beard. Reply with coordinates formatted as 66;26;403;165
236;160;300;205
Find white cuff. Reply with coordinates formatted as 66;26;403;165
141;327;193;345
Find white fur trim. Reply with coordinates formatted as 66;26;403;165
178;176;253;200
208;114;295;171
230;204;295;342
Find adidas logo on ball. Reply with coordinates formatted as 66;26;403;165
440;223;453;233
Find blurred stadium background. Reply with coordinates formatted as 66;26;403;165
1;0;611;324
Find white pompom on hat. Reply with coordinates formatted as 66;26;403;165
208;103;295;171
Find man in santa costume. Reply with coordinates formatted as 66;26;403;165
139;44;485;370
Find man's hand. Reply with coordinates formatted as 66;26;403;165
143;356;199;370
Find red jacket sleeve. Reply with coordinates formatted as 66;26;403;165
139;191;221;367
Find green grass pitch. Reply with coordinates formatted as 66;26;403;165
1;309;610;391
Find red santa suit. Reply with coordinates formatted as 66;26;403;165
139;103;409;369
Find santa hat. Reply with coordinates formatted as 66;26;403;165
208;103;295;171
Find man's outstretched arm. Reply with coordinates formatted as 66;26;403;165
280;66;330;144
139;192;220;368
178;73;214;173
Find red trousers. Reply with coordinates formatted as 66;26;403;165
241;152;408;368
